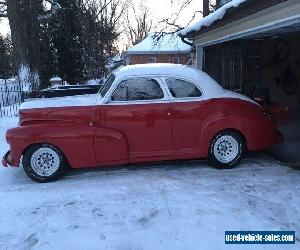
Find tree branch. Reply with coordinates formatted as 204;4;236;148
157;0;202;33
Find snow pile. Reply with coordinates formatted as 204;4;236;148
50;76;62;81
86;79;100;85
127;33;191;53
179;0;247;36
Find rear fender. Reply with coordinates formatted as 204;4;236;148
199;113;247;157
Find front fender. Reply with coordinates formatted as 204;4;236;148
6;123;98;168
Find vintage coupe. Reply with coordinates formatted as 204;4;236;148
3;64;283;182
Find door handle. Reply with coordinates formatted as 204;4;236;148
167;112;171;116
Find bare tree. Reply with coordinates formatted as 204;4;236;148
157;0;202;34
157;0;224;35
0;0;60;90
124;1;152;46
80;0;127;78
6;0;40;90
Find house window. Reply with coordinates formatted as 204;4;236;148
148;57;157;63
173;57;180;64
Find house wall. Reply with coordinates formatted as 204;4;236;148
126;54;191;65
193;0;300;47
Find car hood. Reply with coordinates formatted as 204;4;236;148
20;94;102;110
19;94;102;126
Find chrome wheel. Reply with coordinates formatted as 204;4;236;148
213;135;239;164
30;147;60;177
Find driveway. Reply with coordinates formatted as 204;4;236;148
0;117;299;250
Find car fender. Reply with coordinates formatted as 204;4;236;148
6;123;98;168
199;112;248;157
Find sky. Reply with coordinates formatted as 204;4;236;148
0;0;204;49
146;0;203;28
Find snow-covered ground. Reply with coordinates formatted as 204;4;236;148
0;117;300;250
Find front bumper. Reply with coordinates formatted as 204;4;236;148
2;151;18;167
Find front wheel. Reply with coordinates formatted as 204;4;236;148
208;131;245;169
22;144;67;182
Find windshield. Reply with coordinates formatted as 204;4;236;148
99;74;115;97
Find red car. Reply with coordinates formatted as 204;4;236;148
3;64;283;182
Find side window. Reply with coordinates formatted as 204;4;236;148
111;78;164;101
166;78;202;98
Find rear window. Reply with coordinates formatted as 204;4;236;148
166;78;202;98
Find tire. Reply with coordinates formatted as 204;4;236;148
208;130;245;169
22;144;67;183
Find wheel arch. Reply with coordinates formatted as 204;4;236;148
199;115;249;157
6;123;98;168
208;128;247;150
21;142;70;167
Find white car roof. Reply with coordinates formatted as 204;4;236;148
113;64;225;98
112;64;255;104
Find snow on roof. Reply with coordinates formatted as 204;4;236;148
50;76;62;81
179;0;247;36
126;33;191;54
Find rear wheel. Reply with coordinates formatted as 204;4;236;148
208;131;245;169
22;144;67;182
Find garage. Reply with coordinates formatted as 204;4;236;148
179;0;300;165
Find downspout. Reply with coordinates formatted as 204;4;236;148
180;35;196;67
180;36;193;47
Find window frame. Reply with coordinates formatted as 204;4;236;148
107;76;169;104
